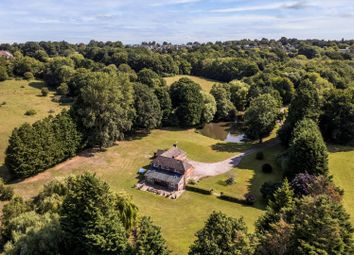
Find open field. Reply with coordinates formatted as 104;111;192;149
164;75;219;92
1;79;354;254
329;145;354;226
0;79;66;166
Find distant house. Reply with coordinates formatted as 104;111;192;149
0;50;13;59
144;145;194;191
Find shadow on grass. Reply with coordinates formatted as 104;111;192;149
28;81;46;90
327;144;354;153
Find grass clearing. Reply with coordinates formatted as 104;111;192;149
164;75;219;92
0;79;66;165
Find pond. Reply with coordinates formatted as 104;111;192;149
197;122;248;143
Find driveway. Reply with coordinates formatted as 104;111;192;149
189;139;279;180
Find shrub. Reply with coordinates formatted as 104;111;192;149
57;82;69;95
262;163;273;173
24;109;37;116
188;179;197;185
244;193;256;205
219;192;244;203
186;185;212;195
0;178;14;201
225;175;235;185
260;182;282;203
41;87;49;96
256;151;264;160
0;66;9;81
24;72;34;80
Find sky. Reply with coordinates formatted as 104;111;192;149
0;0;353;44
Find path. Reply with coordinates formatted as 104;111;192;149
189;139;279;180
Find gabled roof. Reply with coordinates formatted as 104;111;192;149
152;156;192;174
0;51;13;58
145;169;183;185
160;146;186;159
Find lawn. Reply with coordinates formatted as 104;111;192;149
2;79;354;254
329;145;354;226
164;75;219;92
0;79;66;167
8;128;274;255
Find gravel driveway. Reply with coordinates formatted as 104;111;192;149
189;139;279;180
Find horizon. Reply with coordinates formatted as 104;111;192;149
0;0;353;44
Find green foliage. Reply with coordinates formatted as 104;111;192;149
23;71;34;80
133;83;162;131
0;178;14;201
135;216;170;255
244;94;280;143
320;89;354;145
201;91;217;124
5;110;83;178
137;68;163;88
41;87;49;96
270;77;295;104
71;71;134;148
24;109;37;116
0;66;9;81
57;82;69;95
154;86;172;126
11;56;44;77
170;78;204;127
287;118;328;177
278;79;321;146
210;83;236;121
43;57;75;88
189;211;255;255
229;80;250;111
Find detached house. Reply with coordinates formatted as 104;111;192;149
0;51;14;59
144;145;194;191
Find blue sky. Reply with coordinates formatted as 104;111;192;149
0;0;353;43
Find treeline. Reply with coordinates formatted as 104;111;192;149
0;173;170;255
5;110;83;178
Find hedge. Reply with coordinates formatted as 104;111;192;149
185;185;212;195
218;192;245;204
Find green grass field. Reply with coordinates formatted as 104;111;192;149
164;75;219;92
0;79;66;166
1;79;354;254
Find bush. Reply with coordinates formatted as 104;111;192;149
262;163;273;173
0;179;14;201
260;182;282;203
256;151;264;160
219;192;244;203
244;193;256;205
57;82;69;95
225;175;235;185
24;72;34;80
41;87;49;96
186;185;212;195
24;109;37;116
0;66;9;81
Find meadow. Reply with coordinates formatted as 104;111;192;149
164;75;218;92
1;78;354;254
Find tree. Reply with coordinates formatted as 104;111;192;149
0;65;9;81
201;91;217;124
135;216;170;255
287;118;328;177
229;80;250;111
291;195;354;254
210;83;236;121
278;79;321;146
133;83;162;131
244;94;280;143
170;78;204;127
271;77;295;105
257;179;295;232
59;173;129;254
154;87;172;126
320;89;354;145
189;211;255;255
137;68;163;88
71;72;134;148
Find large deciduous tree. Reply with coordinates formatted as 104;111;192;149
244;94;280;143
170;78;204;127
210;83;236;121
71;72;134;148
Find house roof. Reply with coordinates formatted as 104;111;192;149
160;146;186;158
145;169;183;185
152;156;192;174
0;51;13;58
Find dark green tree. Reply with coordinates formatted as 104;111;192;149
133;83;162;131
287;118;328;177
170;78;204;127
137;68;163;88
244;94;280;143
154;86;172;126
210;83;236;121
71;72;134;148
135;216;170;255
189;211;255;255
60;173;128;255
